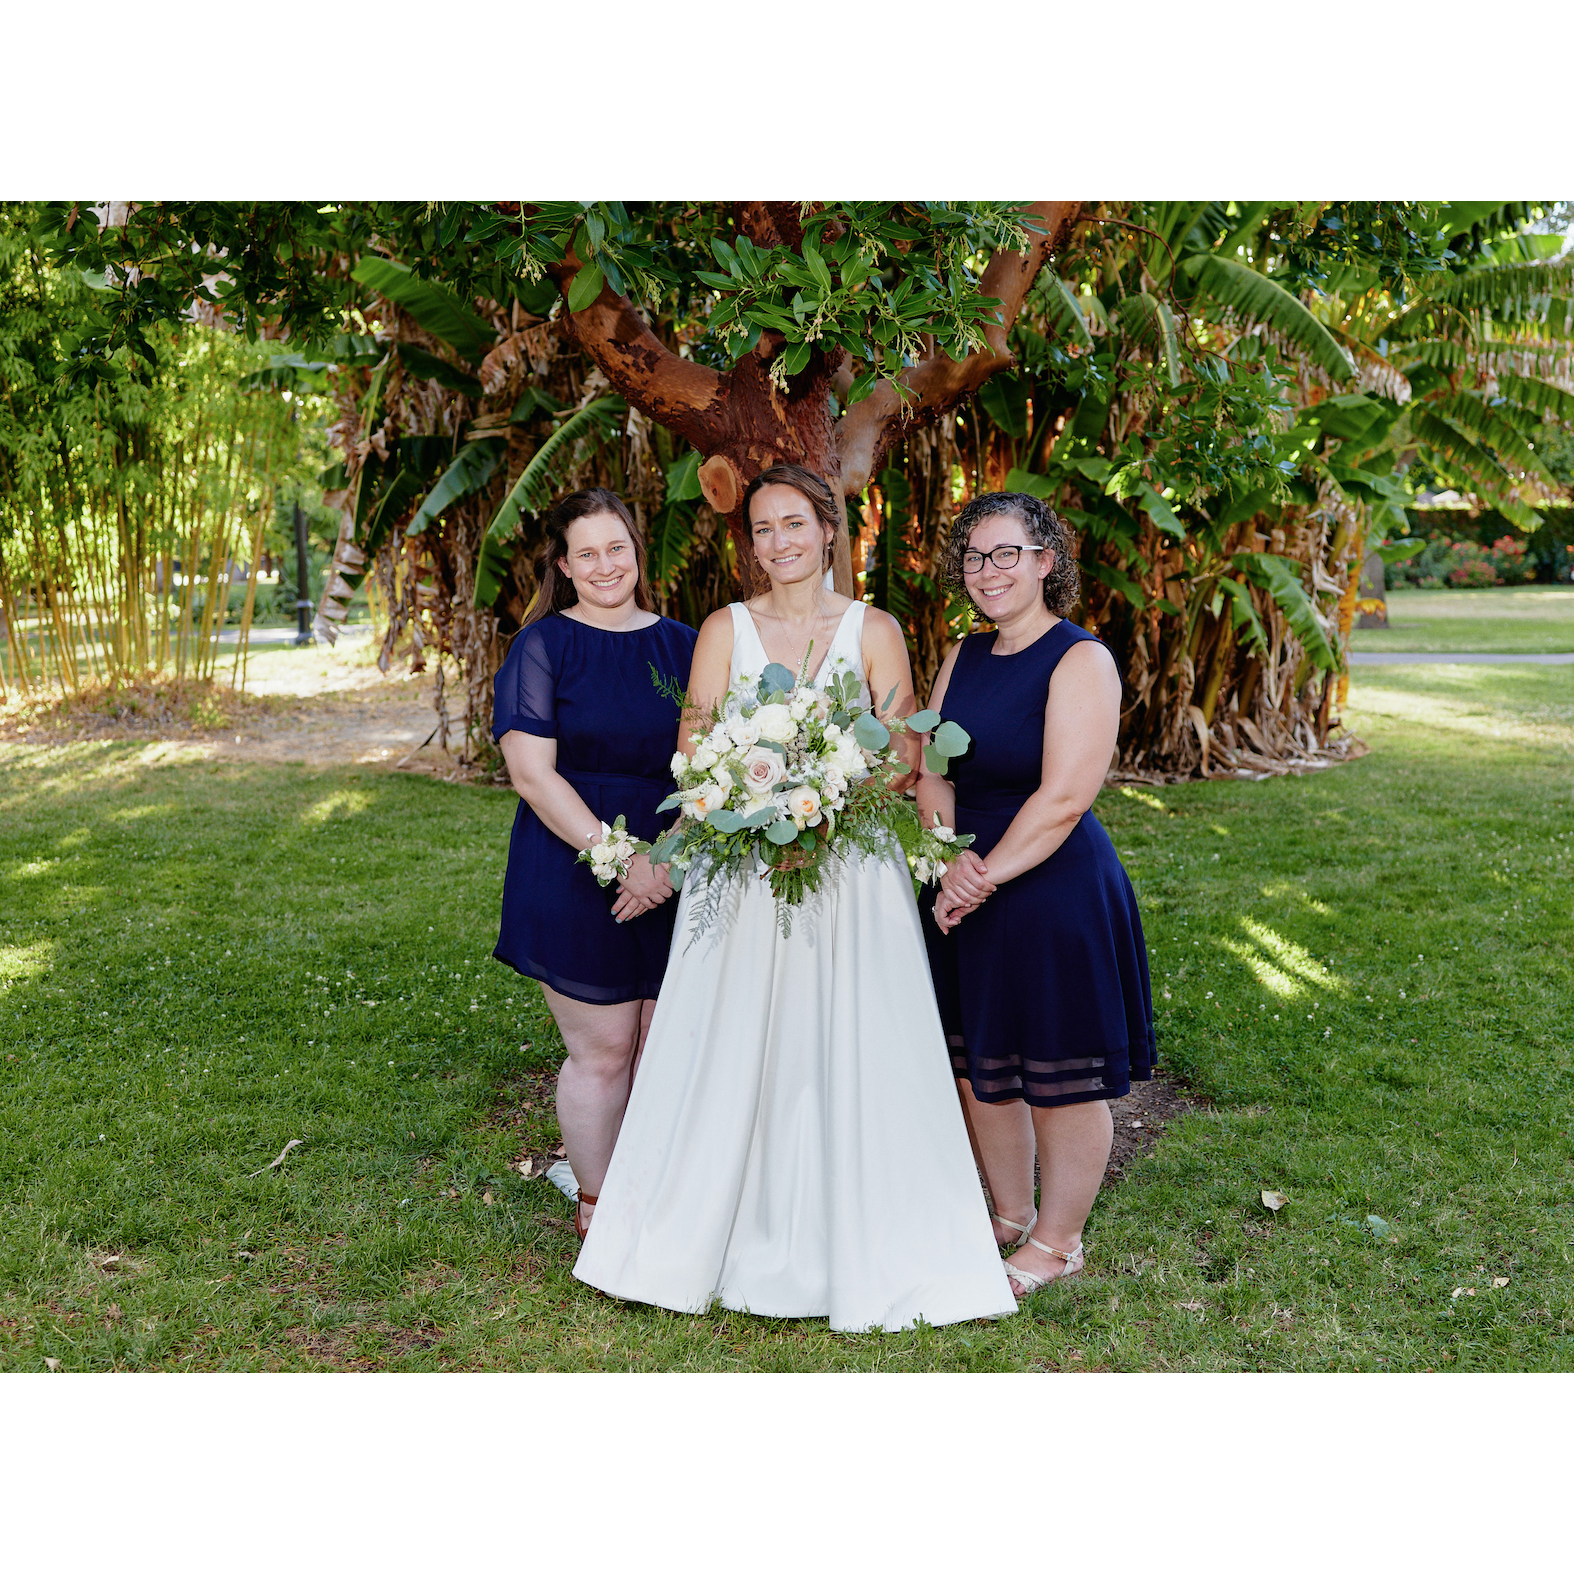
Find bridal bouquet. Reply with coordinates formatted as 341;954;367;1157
646;654;973;934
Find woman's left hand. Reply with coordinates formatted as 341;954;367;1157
940;849;995;908
933;888;982;934
612;853;673;923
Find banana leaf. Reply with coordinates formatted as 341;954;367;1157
397;344;482;399
1232;552;1338;671
1180;254;1354;384
405;441;504;538
351;257;496;364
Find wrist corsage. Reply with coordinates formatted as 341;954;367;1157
577;815;651;887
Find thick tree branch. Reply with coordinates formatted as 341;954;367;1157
550;253;730;455
834;200;1083;495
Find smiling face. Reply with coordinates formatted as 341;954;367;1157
748;483;832;588
963;511;1054;622
559;511;639;610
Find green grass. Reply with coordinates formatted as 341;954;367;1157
2;662;1572;1371
1351;585;1574;653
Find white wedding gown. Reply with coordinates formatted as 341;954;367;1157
572;601;1017;1332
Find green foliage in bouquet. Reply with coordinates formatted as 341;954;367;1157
644;655;973;938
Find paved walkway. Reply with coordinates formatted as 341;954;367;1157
215;625;373;645
1349;651;1574;666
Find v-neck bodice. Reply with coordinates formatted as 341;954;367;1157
728;601;868;702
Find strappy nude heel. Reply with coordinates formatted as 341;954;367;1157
992;1209;1038;1249
573;1191;598;1242
1004;1236;1084;1297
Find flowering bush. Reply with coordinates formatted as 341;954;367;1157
1447;543;1499;588
646;655;972;936
1391;532;1539;588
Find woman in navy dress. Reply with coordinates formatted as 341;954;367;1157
919;491;1154;1299
492;488;697;1240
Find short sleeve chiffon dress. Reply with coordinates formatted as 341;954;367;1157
491;613;698;1004
923;619;1157;1105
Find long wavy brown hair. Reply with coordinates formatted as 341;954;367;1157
740;463;839;593
522;488;655;626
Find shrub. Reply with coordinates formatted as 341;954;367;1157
1487;535;1537;585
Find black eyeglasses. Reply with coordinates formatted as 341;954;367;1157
961;544;1046;575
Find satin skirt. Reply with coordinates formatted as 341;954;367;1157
572;850;1018;1333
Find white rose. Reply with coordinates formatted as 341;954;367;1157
590;843;618;868
696;781;728;815
821;722;843;743
832;734;866;777
788;695;811;721
913;856;933;884
741;746;785;794
932;824;956;843
669;750;688;778
753;703;797;744
692;745;718;771
711;763;734;790
726;713;761;748
786;785;821;826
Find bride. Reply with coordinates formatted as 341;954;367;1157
572;463;1017;1332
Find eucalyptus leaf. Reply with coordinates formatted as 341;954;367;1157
906;709;941;732
830;711;850;729
742;806;780;828
760;662;796;696
932;719;970;757
706;808;745;833
654;792;684;814
765;818;800;845
853;712;890;750
923;743;949;776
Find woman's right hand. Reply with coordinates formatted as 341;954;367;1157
611;852;673;923
940;849;995;908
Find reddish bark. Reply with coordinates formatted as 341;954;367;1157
551;201;1083;594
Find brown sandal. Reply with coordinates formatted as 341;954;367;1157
573;1191;599;1242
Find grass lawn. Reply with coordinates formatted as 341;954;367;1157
1;662;1571;1372
1351;585;1574;653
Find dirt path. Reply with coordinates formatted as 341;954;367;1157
0;635;466;775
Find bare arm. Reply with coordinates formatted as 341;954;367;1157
914;641;961;833
680;608;737;757
498;730;603;850
949;639;1121;890
862;607;920;779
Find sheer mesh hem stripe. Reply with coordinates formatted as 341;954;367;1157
946;1044;1132;1105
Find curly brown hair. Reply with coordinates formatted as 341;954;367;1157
941;492;1080;617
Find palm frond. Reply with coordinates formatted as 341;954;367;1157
1431;391;1558;485
1497;372;1574;426
1180;254;1354;383
405;440;503;539
1111;292;1181;387
1409;406;1511;486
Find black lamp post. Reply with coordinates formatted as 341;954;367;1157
292;499;314;647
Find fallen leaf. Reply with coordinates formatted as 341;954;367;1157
44;1357;61;1372
246;1137;304;1179
1451;1287;1476;1299
105;1304;122;1322
1129;1120;1145;1129
482;1191;494;1207
1176;1300;1204;1311
95;1253;122;1273
516;1158;536;1180
1492;1276;1509;1288
1261;1190;1288;1212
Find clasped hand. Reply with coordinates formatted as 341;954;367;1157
932;849;995;934
612;852;674;923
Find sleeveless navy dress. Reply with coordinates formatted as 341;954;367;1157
922;620;1156;1105
492;613;698;1005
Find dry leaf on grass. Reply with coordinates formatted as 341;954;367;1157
1176;1300;1205;1311
1261;1190;1289;1212
247;1138;304;1179
44;1357;60;1371
1451;1287;1476;1299
1492;1277;1510;1288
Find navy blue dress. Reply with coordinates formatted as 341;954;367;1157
492;613;698;1005
922;620;1156;1105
